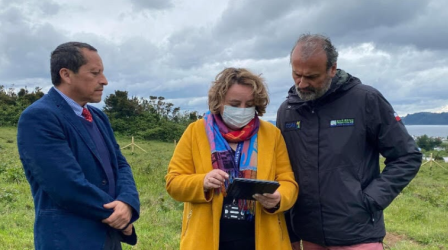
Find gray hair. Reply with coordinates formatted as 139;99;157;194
290;33;338;70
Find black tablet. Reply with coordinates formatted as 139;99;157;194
226;178;280;200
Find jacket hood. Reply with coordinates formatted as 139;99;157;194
286;69;360;105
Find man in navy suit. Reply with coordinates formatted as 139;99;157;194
17;42;140;250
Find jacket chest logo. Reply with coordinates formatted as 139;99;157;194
330;118;354;127
285;120;301;131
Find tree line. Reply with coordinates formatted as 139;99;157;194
2;85;447;150
415;135;443;151
0;86;201;142
0;86;44;127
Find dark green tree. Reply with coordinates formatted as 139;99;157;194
0;86;44;126
1;85;200;142
416;135;444;151
102;90;197;141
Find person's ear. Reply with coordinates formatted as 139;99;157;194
329;63;337;77
59;68;71;84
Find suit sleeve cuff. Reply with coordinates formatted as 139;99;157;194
120;225;137;245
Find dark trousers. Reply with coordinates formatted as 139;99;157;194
219;237;255;250
103;229;122;250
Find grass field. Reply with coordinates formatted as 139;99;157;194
0;126;447;250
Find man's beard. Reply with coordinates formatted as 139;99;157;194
296;76;332;101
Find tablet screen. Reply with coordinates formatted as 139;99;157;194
226;178;280;200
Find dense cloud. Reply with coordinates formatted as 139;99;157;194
130;0;173;10
0;0;446;119
0;4;66;84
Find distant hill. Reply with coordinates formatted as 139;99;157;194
401;112;448;125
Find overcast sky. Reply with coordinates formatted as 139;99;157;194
1;0;447;120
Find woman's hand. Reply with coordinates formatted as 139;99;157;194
253;190;281;209
203;169;229;191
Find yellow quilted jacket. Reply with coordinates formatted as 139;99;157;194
166;119;299;250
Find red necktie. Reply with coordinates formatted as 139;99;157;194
82;108;93;122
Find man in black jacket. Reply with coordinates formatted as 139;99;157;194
276;34;422;250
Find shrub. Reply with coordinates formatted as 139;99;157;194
141;123;186;142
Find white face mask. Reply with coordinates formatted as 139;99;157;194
222;105;256;129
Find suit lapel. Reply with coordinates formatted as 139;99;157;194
48;88;103;165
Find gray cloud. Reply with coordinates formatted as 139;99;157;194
129;0;173;10
214;0;297;39
0;0;447;119
37;0;60;16
166;27;221;69
0;5;66;81
207;0;446;61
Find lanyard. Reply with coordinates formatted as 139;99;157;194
233;142;243;168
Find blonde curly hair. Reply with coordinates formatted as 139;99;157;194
208;68;269;116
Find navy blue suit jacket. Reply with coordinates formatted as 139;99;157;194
17;88;140;250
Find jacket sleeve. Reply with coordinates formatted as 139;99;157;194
165;122;212;203
363;91;422;211
265;128;299;214
95;109;140;224
120;226;137;245
17;106;114;221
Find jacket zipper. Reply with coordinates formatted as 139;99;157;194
315;108;327;245
183;209;193;236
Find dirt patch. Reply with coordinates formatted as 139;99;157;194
383;233;446;250
383;232;407;247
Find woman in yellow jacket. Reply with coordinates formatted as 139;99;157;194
166;67;298;250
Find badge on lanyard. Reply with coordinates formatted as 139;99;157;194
223;199;245;220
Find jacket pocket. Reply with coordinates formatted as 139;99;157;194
183;209;193;236
362;193;380;225
277;214;283;240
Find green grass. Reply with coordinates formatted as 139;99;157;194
1;126;447;249
383;158;448;250
0;127;182;249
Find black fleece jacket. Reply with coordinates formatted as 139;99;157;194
277;70;422;246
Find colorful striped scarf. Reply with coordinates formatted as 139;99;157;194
204;111;259;218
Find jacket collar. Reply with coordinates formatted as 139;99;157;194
286;69;358;109
47;88;103;165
